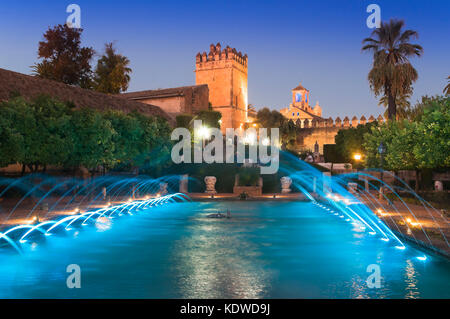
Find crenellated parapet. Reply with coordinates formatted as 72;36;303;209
293;115;387;129
294;115;388;154
195;43;248;131
196;42;248;67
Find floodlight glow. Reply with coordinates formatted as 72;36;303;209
197;126;210;139
244;132;256;145
406;217;421;227
416;256;427;261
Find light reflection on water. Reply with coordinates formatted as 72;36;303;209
0;201;449;298
171;215;273;298
405;259;420;299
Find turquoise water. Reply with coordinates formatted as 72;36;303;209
0;201;449;298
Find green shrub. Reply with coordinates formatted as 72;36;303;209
237;166;260;186
176;114;194;128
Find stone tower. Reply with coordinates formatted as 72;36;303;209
280;82;322;122
195;43;248;131
292;83;310;110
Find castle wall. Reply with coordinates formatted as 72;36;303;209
138;96;185;114
196;60;233;106
212;105;234;131
296;127;341;153
295;115;385;153
195;43;248;132
121;85;209;118
231;61;248;128
231;61;248;112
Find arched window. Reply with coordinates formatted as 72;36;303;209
297;112;299;116
295;93;302;103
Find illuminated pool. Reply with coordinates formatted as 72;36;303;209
0;201;449;298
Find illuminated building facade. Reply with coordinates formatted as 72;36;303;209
195;43;248;132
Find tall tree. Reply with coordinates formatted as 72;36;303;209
412;96;450;168
103;111;144;168
335;122;377;163
379;92;411;120
256;108;298;149
444;76;450;96
363;96;449;190
93;43;132;94
0;101;24;168
256;107;285;129
362;19;423;120
66;108;116;171
32;24;95;88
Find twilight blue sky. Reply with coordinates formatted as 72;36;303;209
0;0;449;118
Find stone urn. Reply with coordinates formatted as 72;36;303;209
204;176;217;194
159;182;168;195
280;176;292;193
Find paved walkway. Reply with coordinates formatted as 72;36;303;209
361;196;450;257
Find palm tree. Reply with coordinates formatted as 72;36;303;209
93;42;132;94
362;19;423;120
379;92;411;120
444;76;450;96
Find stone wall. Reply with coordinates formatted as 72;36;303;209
195;43;248;131
295;115;386;152
137;96;185;114
296;127;341;153
121;85;209;117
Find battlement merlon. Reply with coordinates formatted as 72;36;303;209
293;115;386;129
195;42;248;67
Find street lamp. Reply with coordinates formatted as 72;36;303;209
197;126;210;139
353;153;362;161
378;142;386;200
197;125;210;148
353;153;362;172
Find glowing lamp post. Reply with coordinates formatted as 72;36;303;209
352;152;362;172
197;125;210;148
